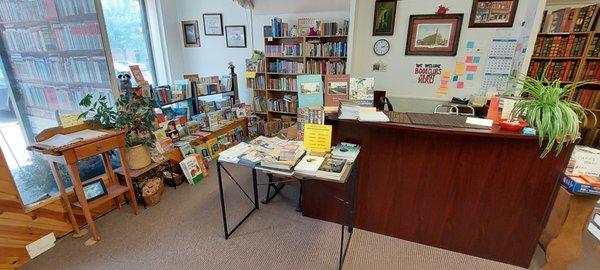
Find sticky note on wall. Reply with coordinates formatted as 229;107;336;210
466;65;478;72
466;73;474;80
466;41;475;49
457;81;464;89
466;56;474;63
455;63;466;75
473;56;481;64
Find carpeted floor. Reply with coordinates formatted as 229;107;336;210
22;161;599;270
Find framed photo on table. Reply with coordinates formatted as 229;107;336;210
405;14;463;56
372;0;397;36
82;179;108;202
203;13;223;35
225;25;247;48
469;0;519;27
181;20;200;47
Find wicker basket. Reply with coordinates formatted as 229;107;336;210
142;177;164;206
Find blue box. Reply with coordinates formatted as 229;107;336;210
561;174;600;196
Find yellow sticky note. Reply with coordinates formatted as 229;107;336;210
442;71;451;78
437;86;448;94
59;113;84;128
455;63;466;76
244;71;256;78
303;123;332;153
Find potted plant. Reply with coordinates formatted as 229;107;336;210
79;90;157;170
511;75;596;158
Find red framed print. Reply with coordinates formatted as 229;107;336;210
405;14;463;56
469;0;519;28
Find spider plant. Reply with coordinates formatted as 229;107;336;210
511;75;596;158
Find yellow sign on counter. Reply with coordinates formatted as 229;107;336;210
303;123;332;153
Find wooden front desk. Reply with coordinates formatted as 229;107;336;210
302;117;574;268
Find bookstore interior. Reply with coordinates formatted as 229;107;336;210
2;0;600;269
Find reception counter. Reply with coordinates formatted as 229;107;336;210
302;116;574;268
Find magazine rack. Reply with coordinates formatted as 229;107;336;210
27;123;139;245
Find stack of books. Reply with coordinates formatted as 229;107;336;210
315;157;350;181
331;142;360;162
295;155;325;176
338;100;360;120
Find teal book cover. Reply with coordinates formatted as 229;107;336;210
297;75;324;108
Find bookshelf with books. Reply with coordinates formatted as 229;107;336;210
0;0;114;135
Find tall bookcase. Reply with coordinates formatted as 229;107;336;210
0;0;115;138
249;35;348;134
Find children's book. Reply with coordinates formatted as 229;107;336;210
349;77;374;106
179;154;207;185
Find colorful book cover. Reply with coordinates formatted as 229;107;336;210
179;154;206;185
324;74;350;109
207;138;220;159
187;120;200;134
129;65;145;84
178;142;195;157
194;143;212;161
350;77;374;106
207;111;220;128
297;75;324;108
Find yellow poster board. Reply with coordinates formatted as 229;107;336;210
303;123;332;153
59;113;84;128
244;71;256;79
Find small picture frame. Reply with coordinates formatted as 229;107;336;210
225;25;247;48
181;20;200;47
405;14;463;56
373;0;397;36
82;179;108;202
203;13;223;36
469;0;519;28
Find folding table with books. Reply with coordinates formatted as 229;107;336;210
215;137;359;270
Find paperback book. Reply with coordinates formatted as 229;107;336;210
179;154;207;185
350;77;374;106
324;74;350;111
297;75;324;108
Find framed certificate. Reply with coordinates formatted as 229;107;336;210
203;13;223;36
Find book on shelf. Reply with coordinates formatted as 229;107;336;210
589;35;600;57
266;116;296;136
267;77;297;91
265;43;303;56
527;61;579;82
582;61;600;80
253;96;267;112
267;59;305;73
573;88;600;109
267;95;297;113
305;41;347;57
350;77;375;106
532;35;587;57
316;21;342;36
297;74;324;108
306;59;346;75
270;17;288;37
541;4;599;33
247;75;266;89
324;74;350;111
12;54;110;84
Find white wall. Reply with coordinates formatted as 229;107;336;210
351;0;546;112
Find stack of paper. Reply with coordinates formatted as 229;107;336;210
38;129;107;148
218;142;252;163
331;142;361;162
338;100;360;120
358;110;390;122
295;155;325;176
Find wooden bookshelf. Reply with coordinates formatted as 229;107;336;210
247;35;348;131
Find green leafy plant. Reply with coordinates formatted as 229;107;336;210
511;75;596;158
79;93;157;148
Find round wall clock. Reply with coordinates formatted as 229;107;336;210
373;39;390;56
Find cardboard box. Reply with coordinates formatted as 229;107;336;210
561;174;600;196
566;146;600;177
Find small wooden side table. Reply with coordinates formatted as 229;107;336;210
28;124;139;244
540;186;599;270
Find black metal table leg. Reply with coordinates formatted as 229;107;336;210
261;173;286;204
217;161;259;239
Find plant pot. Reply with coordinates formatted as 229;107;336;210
126;144;152;170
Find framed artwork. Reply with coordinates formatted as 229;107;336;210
469;0;519;27
181;20;200;47
225;25;247;48
405;14;463;56
82;179;108;202
372;0;397;36
203;13;223;35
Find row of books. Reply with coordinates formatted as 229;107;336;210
247;75;266;89
248;115;266;138
582;61;600;80
588;36;600;57
11;55;109;84
527;60;579;82
541;4;599;33
532;35;587;57
55;0;96;17
265;44;302;56
305;59;346;75
269;17;287;37
267;95;297;113
21;83;113;112
265;117;295;136
253;96;267;112
3;26;57;52
318;22;342;36
267;60;305;74
267;77;297;91
296;107;324;136
305;41;347;57
198;98;232;113
0;0;58;23
154;82;192;106
3;22;102;52
573;88;600;109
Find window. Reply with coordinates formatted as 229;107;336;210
0;0;130;206
101;0;156;85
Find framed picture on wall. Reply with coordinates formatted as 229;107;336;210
181;20;200;47
469;0;519;28
225;25;247;48
372;0;397;36
203;13;223;35
405;14;463;56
